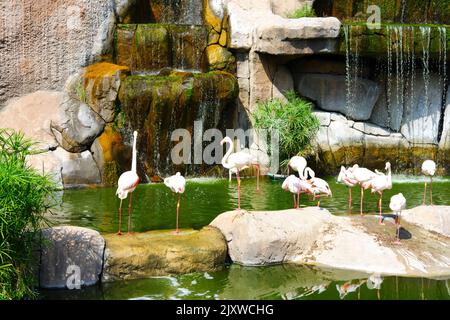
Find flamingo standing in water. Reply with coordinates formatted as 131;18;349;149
288;156;307;178
116;131;140;235
282;175;314;209
221;137;258;210
351;164;378;215
337;166;358;209
164;172;186;234
304;167;332;207
421;160;436;205
226;145;261;192
369;162;392;224
389;193;406;244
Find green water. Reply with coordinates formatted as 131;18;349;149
43;176;450;300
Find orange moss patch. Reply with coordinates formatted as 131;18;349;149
83;62;129;79
99;126;123;163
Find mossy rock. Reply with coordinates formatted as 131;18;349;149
206;44;236;72
102;226;228;282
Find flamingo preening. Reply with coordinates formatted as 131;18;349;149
288;156;307;178
116;131;140;235
351;164;378;215
421;160;436;205
389;193;406;244
282;175;314;209
337;166;358;209
369;162;392;224
164;172;186;234
304;167;332;207
221;137;259;209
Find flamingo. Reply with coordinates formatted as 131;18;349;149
115;131;140;235
221;137;258;210
369;162;392;224
351;164;378;215
225;144;261;192
337;166;358;209
390;193;406;244
288;156;307;178
164;172;186;234
282;175;314;209
304;167;332;207
421;160;436;205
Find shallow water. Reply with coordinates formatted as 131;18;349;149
43;175;450;300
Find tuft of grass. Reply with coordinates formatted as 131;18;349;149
287;4;317;18
252;91;320;165
0;129;57;300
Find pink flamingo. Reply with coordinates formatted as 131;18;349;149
288;156;307;178
116;131;140;235
389;193;406;244
221;137;258;209
304;167;332;207
370;162;392;224
421;160;436;205
282;175;314;209
351;164;378;215
164;172;186;234
337;166;358;209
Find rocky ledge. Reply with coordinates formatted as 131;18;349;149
210;206;450;278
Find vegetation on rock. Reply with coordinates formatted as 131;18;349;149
0;129;57;299
287;4;317;18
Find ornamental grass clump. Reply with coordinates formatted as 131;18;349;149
252;91;320;165
0;129;57;299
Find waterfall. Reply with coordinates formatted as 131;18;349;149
344;24;359;119
420;26;431;113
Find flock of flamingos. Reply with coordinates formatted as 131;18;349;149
115;132;437;244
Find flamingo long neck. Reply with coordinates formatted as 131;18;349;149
299;163;308;180
222;138;234;170
131;133;137;173
386;166;392;187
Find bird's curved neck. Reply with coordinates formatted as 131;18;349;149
131;134;137;173
222;138;234;169
386;166;391;185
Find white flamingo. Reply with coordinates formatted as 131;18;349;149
351;164;378;215
282;175;314;209
116;131;140;235
369;162;392;224
164;172;186;234
421;160;436;205
304;167;332;207
390;193;406;244
221;137;258;209
337;166;358;209
225;143;261;192
288;156;307;178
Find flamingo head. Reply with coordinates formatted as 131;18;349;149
220;137;232;146
385;162;391;170
133;131;138;138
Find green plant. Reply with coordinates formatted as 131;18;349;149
0;129;57;300
287;4;317;18
252;91;320;164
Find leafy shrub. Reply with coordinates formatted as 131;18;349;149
252;91;320;164
287;5;317;18
0;129;57;299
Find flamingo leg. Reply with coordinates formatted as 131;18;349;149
348;188;352;209
127;193;133;235
293;194;297;209
256;164;260;192
360;187;364;216
297;192;301;209
378;192;384;225
423;179;427;205
176;193;180;234
236;170;241;210
394;211;402;244
117;199;123;235
430;176;433;205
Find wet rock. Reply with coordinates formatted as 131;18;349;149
295;73;379;121
211;208;450;278
206;45;236;72
402;206;450;237
39;226;105;289
61;150;101;187
102;227;227;282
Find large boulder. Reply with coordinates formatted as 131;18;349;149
402;206;450;237
211;208;450;278
102;227;228;282
39;226;105;289
296;73;379;121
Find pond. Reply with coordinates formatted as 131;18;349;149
42;175;450;300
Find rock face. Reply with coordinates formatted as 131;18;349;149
102;227;228;282
39;226;105;289
402;206;450;237
211;208;450;278
296;73;380;121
